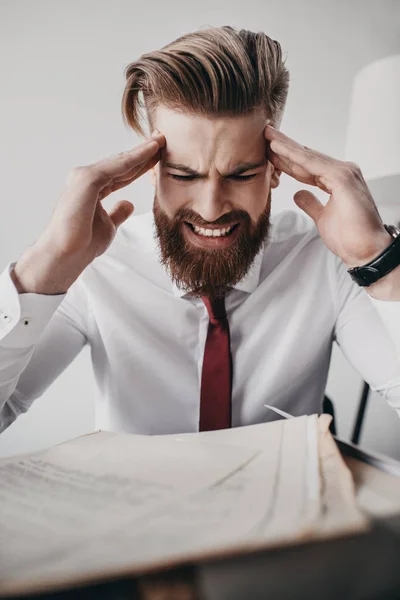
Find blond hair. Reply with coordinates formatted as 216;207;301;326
121;25;289;136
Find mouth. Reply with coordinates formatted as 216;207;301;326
183;221;241;249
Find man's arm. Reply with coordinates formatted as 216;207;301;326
263;124;400;407
331;252;400;417
0;262;88;434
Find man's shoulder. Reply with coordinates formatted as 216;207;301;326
116;211;156;251
259;208;329;277
81;211;158;283
268;208;319;245
92;211;157;265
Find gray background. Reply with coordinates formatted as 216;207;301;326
1;0;400;458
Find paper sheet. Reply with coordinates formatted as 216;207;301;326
0;433;257;583
314;415;368;537
0;416;366;597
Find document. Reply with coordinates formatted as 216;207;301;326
0;415;367;597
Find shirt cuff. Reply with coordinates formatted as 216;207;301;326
367;293;400;355
0;262;67;349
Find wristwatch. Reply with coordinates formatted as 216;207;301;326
347;224;400;287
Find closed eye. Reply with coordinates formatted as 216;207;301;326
168;174;258;181
168;174;197;181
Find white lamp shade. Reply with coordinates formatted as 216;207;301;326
345;55;400;211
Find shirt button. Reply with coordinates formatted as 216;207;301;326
22;317;30;326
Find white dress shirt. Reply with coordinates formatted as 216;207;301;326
1;209;400;435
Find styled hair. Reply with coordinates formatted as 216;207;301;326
121;25;289;136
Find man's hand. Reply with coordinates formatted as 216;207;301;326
12;131;166;294
45;130;166;262
264;124;392;270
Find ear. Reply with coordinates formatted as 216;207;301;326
270;164;282;189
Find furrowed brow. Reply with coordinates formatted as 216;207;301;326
227;160;267;176
164;159;267;178
164;162;203;177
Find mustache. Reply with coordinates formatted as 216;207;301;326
173;208;251;228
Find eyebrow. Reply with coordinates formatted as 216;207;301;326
163;159;267;178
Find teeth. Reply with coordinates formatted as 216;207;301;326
192;225;234;237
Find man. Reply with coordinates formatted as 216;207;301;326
1;25;400;436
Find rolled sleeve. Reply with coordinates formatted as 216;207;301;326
0;262;67;349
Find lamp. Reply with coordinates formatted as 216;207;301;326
344;55;400;445
345;54;400;226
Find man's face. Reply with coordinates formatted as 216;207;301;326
150;105;281;298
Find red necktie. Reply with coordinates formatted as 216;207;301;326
199;295;232;431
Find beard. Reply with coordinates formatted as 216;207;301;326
152;190;271;300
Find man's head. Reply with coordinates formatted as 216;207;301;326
121;26;290;298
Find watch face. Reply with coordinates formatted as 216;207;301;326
349;266;381;286
384;224;400;238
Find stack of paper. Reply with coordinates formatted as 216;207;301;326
0;415;368;596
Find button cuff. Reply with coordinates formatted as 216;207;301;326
0;262;67;348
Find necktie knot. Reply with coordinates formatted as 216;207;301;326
201;296;227;322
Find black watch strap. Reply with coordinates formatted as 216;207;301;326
348;224;400;287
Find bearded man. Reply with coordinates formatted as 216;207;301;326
1;26;400;436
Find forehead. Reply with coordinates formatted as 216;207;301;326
153;105;269;165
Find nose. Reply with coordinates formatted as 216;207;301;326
191;179;233;223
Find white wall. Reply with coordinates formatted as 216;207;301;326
1;0;400;458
